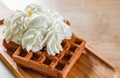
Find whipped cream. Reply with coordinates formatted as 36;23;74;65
4;4;72;56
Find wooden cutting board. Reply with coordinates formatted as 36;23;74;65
0;42;120;78
0;1;120;77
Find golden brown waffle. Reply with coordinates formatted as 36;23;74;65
3;34;86;78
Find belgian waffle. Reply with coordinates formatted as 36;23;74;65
3;34;86;78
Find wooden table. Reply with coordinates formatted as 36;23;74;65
0;0;120;78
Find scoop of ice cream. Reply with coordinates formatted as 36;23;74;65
3;4;72;56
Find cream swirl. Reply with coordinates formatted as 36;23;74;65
4;4;72;55
4;11;30;44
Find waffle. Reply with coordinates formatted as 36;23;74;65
3;34;86;78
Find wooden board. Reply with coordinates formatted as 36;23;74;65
0;25;120;78
0;42;120;78
0;1;120;77
0;18;120;78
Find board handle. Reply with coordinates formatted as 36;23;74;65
0;19;4;25
86;43;120;78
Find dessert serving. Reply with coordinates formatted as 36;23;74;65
3;4;86;78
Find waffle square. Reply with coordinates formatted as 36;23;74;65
3;34;86;78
